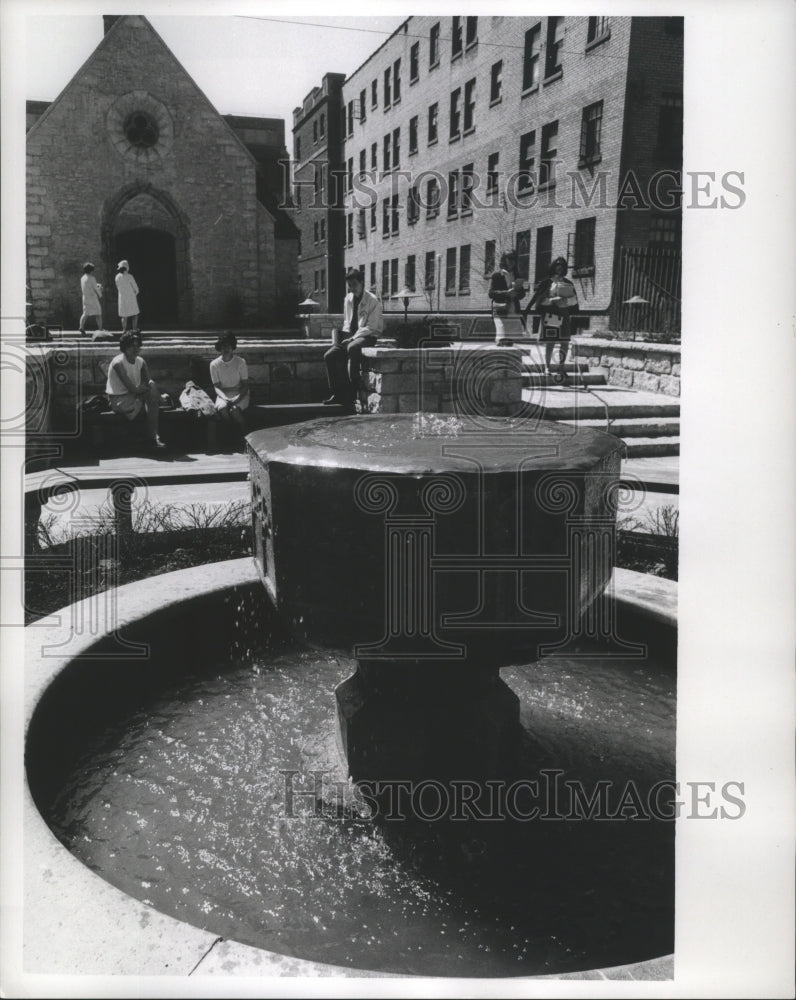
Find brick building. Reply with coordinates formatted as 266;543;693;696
26;15;298;330
301;15;682;329
292;73;346;313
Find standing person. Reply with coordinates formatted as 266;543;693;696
323;268;383;414
115;260;140;332
488;250;527;346
78;262;103;335
105;330;165;449
210;332;250;444
524;256;579;382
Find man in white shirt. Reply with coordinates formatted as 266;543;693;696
105;330;165;448
323;268;383;414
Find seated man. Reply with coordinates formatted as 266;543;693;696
323;268;383;414
104;330;165;449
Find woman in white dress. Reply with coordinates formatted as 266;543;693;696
115;259;140;332
79;262;103;335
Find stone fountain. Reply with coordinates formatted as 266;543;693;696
247;412;624;787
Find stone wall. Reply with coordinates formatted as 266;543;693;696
574;337;680;395
361;344;523;415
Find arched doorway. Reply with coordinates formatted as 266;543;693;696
114;229;178;326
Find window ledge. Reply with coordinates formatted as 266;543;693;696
463;126;475;137
521;84;539;99
426;211;440;220
408;217;418;226
489;96;502;108
449;133;461;144
429;60;440;71
444;289;457;296
578;155;603;170
572;265;595;277
410;76;419;86
458;288;471;295
460;208;473;218
465;40;478;52
451;51;462;64
585;31;611;53
543;69;563;86
428;137;439;147
409;148;418;157
538;180;557;191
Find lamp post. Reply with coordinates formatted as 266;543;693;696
392;286;423;324
298;296;319;338
622;294;649;339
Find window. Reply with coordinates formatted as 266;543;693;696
372;79;378;109
534;225;553;283
294;185;301;209
370;204;377;231
487;151;500;196
545;17;564;79
347;213;354;247
409;115;418;154
450;88;461;139
429;23;440;67
573;217;596;272
347;156;353;192
390;258;399;295
484;239;496;276
425;250;436;289
540;121;558;187
519;130;536;193
451;16;463;59
295;136;301;161
357;209;366;239
515;229;530;279
383;134;391;173
313;120;318;143
359;90;367;123
382;198;390;237
319;269;326;292
428;103;438;144
370;262;377;290
320;219;326;241
445;247;457;293
408;183;420;224
319;113;325;138
649;214;682;247
658;94;683;161
448;170;459;217
313;221;319;244
410;42;419;83
463;78;476;132
580;102;603;164
371;142;378;170
426;177;440;218
382;260;390;297
347;100;354;136
587;16;611;45
384;67;392;108
490;61;503;104
359;148;366;179
461;163;474;214
392;127;400;169
393;59;401;103
465;17;478;48
391;194;399;236
458;244;471;293
406;254;416;291
523;24;541;91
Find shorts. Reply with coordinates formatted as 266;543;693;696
108;392;144;420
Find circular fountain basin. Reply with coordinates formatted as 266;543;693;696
25;559;676;980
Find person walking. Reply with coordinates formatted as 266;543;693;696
524;256;579;383
78;262;103;335
323;268;383;414
115;260;140;332
488;250;527;346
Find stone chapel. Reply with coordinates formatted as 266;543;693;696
26;14;298;330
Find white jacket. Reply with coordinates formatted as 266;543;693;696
342;289;383;338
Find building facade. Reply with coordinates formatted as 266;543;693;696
292;73;346;314
311;15;682;328
26;15;298;331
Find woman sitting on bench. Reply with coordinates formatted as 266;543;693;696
105;330;165;449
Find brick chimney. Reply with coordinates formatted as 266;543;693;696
103;15;123;34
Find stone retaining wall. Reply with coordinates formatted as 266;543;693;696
361;345;523;416
573;338;681;396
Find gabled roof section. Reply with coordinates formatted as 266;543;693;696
26;15;259;170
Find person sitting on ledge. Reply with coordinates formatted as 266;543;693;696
105;330;165;449
210;331;250;447
323;268;383;414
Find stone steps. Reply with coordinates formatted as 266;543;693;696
559;416;681;438
621;436;680;458
522;372;607;388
